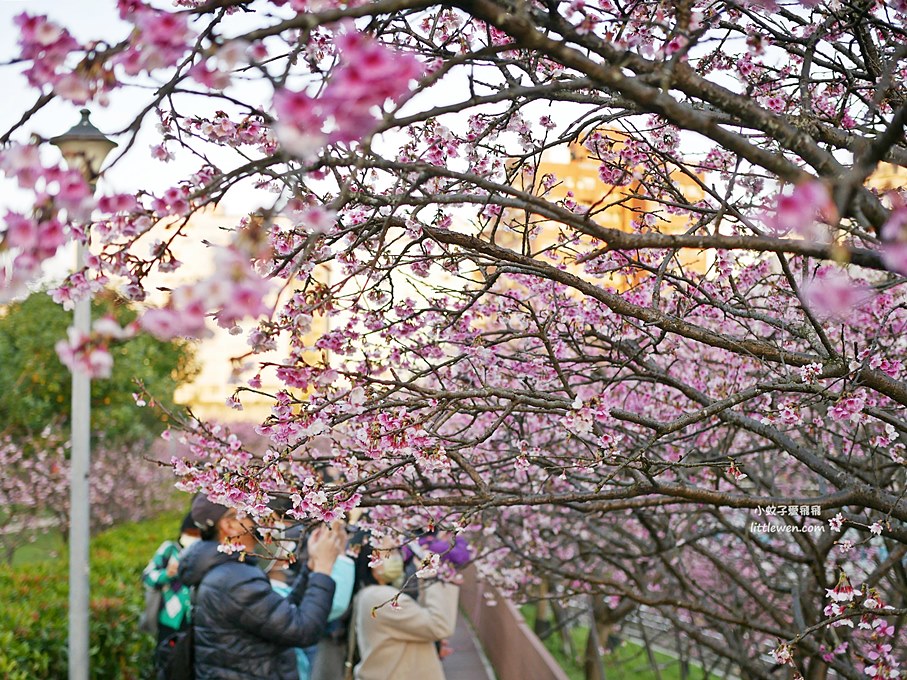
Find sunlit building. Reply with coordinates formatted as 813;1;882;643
488;131;708;290
141;206;328;421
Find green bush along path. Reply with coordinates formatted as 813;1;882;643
0;509;184;680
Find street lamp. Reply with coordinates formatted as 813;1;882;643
51;109;118;187
51;108;117;680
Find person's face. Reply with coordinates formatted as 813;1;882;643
219;509;257;550
372;548;404;585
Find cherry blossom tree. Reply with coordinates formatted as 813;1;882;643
0;429;180;564
3;0;907;676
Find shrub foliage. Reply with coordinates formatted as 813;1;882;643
0;510;185;679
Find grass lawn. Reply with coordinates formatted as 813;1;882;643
520;604;725;680
9;529;67;567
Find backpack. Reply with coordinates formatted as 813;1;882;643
139;585;163;636
154;583;197;680
141;541;181;636
154;623;195;680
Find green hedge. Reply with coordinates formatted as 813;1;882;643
0;510;185;679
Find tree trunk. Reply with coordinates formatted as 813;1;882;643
534;578;554;639
584;596;636;680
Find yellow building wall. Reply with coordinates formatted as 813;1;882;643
868;163;907;193
140;207;329;421
492;133;707;292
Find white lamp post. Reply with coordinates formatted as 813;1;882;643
50;108;117;680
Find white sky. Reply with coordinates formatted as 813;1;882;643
0;1;276;215
0;1;279;288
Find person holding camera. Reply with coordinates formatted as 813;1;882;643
267;520;357;680
177;494;345;680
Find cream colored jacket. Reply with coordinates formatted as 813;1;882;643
353;581;459;680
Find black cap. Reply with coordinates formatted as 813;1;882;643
191;494;230;529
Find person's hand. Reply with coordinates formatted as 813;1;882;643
438;639;453;659
307;524;345;575
166;557;179;578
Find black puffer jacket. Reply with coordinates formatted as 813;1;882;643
178;540;335;680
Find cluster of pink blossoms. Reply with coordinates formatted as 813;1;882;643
192;112;275;153
140;246;272;340
288;476;361;524
764;180;837;237
170;427;274;521
764;181;907;293
0;144;94;300
828;389;869;423
771;572;900;676
15;3;195;103
857;347;902;379
50;265;109;311
273;30;422;158
188;40;255;91
167;422;362;526
54;316;135;379
802;267;873;319
881;194;907;275
13;12;93;103
1;431;179;551
115;0;194;75
46;194;138;309
824;574;900;677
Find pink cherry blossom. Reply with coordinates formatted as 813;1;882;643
14;13;80;89
273;31;421;157
764;180;836;237
53;316;135;379
880;199;907;275
272;89;328;160
801;268;873;319
117;9;194;75
55;169;93;212
0;143;43;188
140;304;208;340
97;193;138;213
798;362;823;383
826;572;856;603
4;212;38;249
829;389;867;422
415;552;441;578
216;540;246;555
55;327;113;379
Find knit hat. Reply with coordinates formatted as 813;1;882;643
191;494;230;529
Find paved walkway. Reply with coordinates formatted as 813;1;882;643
442;612;496;680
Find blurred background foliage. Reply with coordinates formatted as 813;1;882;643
0;290;198;444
